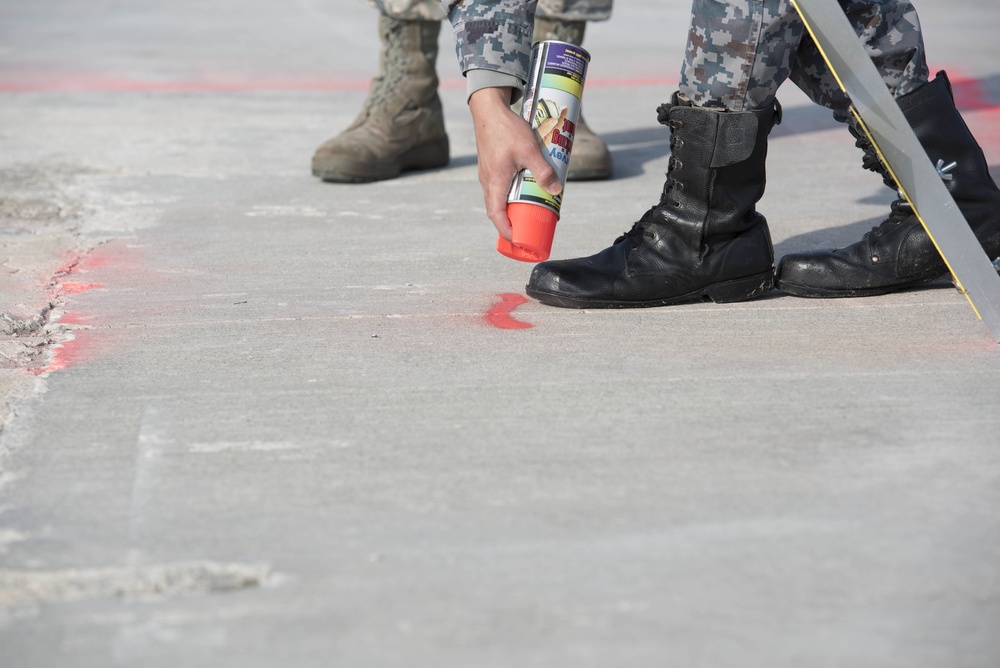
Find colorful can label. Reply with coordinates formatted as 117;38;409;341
507;40;591;216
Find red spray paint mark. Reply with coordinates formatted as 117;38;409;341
58;281;104;295
28;330;93;376
51;251;110;280
484;293;533;330
23;245;130;375
4;67;996;111
14;241;146;376
5;66;998;112
56;311;90;326
44;251;109;299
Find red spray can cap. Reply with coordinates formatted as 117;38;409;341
497;203;559;262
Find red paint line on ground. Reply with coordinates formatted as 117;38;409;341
0;75;370;93
484;293;533;330
4;69;996;113
587;76;678;89
947;75;995;112
0;73;677;94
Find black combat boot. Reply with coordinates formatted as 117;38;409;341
525;94;781;308
776;72;1000;297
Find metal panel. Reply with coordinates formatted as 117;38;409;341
789;0;1000;341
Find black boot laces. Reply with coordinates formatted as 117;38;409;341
865;199;913;244
848;119;897;189
364;18;414;115
848;118;917;252
616;103;685;249
848;116;966;257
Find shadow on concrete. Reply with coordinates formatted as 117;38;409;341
445;154;478;170
774;214;883;257
776;161;1000;254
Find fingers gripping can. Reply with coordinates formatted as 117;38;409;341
498;40;591;262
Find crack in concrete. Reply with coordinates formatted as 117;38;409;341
1;247;98;374
0;562;272;609
0;162;106;442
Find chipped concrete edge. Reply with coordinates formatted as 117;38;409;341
0;560;277;611
0;161;139;441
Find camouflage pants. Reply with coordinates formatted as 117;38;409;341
680;0;929;117
364;0;612;23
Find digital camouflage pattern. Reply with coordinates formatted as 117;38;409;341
364;0;446;22
533;0;612;22
680;0;928;116
364;0;611;23
366;0;927;115
361;0;611;90
438;0;537;84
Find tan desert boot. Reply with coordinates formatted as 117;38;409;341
312;16;449;183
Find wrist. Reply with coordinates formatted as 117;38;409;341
465;69;523;104
469;86;515;112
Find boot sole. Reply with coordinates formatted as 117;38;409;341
776;272;944;298
312;139;449;183
526;269;774;309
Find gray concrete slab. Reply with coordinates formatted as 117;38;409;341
1;1;999;666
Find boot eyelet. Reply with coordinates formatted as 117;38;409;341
871;255;880;263
672;200;681;208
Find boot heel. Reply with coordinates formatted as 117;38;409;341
401;137;450;171
705;270;774;303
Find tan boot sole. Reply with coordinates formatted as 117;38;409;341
312;138;449;183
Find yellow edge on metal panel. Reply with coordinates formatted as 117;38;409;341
788;0;983;320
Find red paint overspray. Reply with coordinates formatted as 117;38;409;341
947;71;997;112
1;68;997;112
20;242;145;376
55;310;90;326
58;281;104;295
29;330;94;376
484;293;533;330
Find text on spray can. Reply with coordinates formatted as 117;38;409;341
509;40;591;212
499;40;591;262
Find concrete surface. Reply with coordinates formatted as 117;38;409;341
1;1;999;666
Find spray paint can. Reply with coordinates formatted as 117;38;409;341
498;40;591;262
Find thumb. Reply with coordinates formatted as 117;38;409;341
525;151;563;197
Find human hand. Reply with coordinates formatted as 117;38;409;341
468;87;563;241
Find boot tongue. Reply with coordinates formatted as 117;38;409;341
656;92;693;125
711;113;761;167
